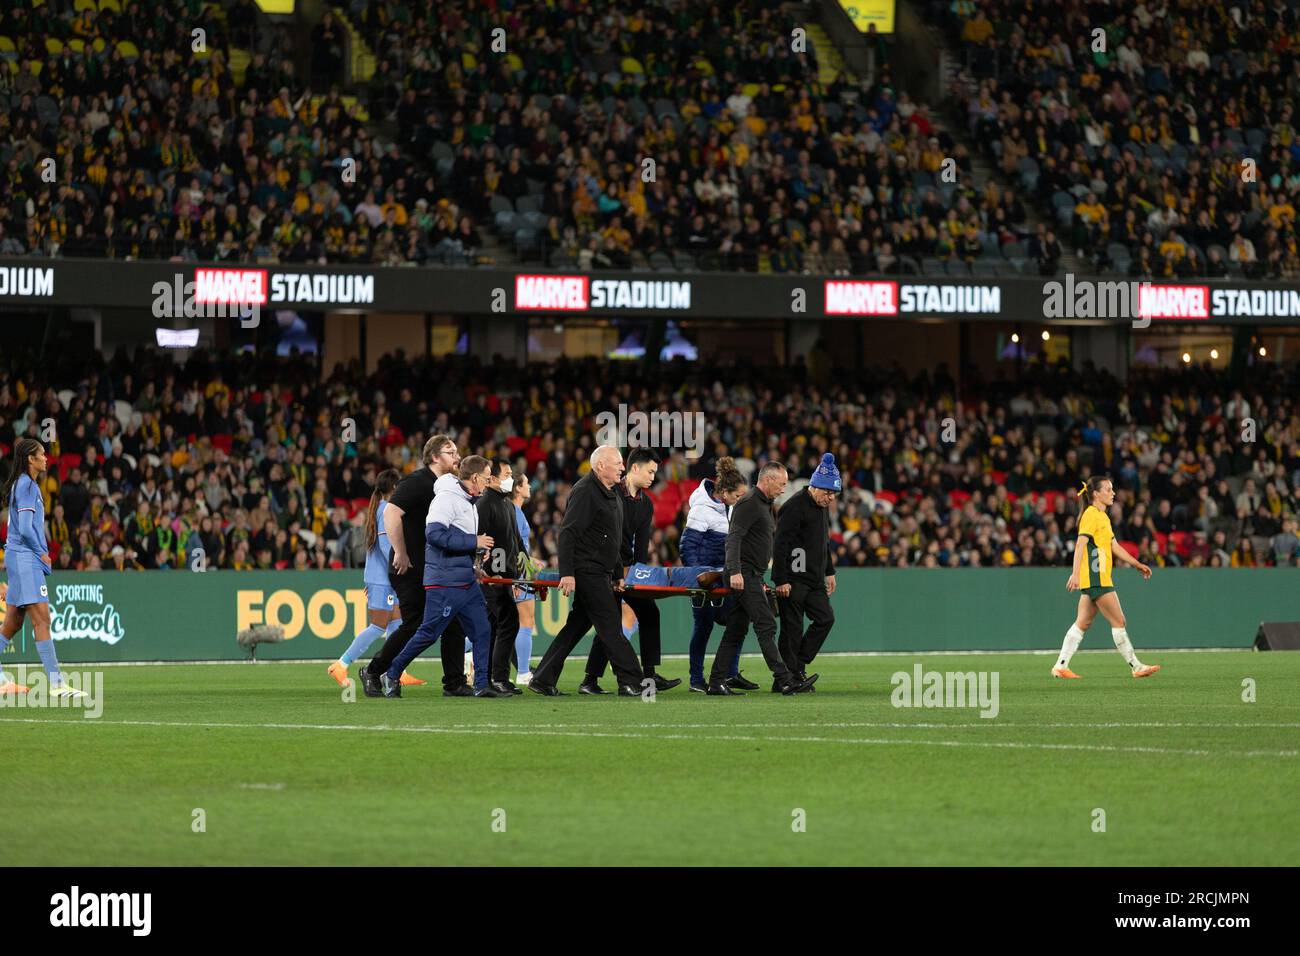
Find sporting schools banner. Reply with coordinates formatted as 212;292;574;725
3;258;1300;324
0;570;1290;663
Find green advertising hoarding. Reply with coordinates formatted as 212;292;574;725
0;570;1294;665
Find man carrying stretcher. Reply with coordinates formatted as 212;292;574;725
578;448;683;694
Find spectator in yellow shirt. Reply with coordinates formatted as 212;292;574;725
1268;192;1296;228
962;10;994;44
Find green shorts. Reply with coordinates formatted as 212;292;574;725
1082;585;1116;601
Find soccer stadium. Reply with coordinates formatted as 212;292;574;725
0;0;1296;898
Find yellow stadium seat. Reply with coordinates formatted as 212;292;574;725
621;57;644;74
505;53;523;71
772;83;786;93
742;83;760;98
98;0;122;11
45;38;64;55
91;37;106;52
461;51;477;70
67;39;86;53
24;60;42;76
116;40;139;59
0;36;16;57
695;58;715;76
75;0;97;10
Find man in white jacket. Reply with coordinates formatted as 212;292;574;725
381;456;511;698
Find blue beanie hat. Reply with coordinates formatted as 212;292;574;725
810;453;842;492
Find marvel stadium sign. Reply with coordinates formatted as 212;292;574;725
3;259;1300;323
189;268;374;306
0;265;54;298
514;275;692;311
824;280;1001;315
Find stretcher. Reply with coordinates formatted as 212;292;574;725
480;565;773;609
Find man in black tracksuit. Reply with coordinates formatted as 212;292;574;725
359;434;470;697
478;459;525;694
528;446;645;696
708;463;817;695
772;453;840;690
581;448;681;693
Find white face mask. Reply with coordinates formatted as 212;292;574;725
499;476;513;494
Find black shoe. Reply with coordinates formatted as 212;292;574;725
726;671;759;691
442;683;474;697
707;680;744;696
491;680;523;696
475;684;513;698
652;673;682;692
358;667;382;698
771;678;783;693
797;670;816;692
689;681;708;693
527;681;567;697
379;673;401;698
578;680;609;695
780;672;820;695
617;683;644;697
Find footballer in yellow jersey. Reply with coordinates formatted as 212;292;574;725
1053;476;1162;680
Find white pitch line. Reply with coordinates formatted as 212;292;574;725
2;717;1295;759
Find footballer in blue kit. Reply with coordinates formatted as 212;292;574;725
1;439;84;697
327;469;421;687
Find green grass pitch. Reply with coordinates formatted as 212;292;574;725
3;650;1297;866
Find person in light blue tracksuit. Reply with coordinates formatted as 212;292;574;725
383;457;511;698
680;457;750;691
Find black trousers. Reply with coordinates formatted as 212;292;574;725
482;582;521;683
585;592;660;679
532;572;644;689
366;567;466;688
777;581;835;673
709;572;792;684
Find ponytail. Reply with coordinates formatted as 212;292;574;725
1076;475;1112;516
363;468;401;553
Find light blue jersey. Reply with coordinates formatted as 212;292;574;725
5;473;50;607
363;499;393;587
515;504;530;553
6;474;47;557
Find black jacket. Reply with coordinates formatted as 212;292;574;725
617;479;653;568
558;472;623;578
772;488;836;586
725;485;776;575
476;486;523;576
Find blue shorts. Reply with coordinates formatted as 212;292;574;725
5;553;50;607
366;584;397;612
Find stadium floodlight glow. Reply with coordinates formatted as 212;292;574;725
1182;352;1192;364
1011;333;1020;343
1211;348;1220;360
1260;347;1267;357
1041;330;1050;341
155;327;200;349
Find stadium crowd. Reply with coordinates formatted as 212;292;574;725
2;0;1040;275
941;0;1300;279
8;0;1300;278
2;348;1298;575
